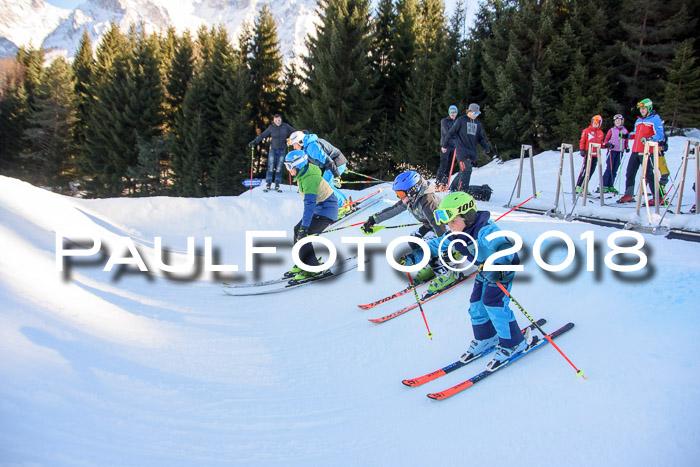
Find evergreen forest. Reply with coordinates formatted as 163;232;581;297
1;0;699;198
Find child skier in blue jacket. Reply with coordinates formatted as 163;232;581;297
400;192;531;371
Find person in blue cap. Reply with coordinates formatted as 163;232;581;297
437;105;459;190
445;103;490;192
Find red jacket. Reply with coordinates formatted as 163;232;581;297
579;125;605;157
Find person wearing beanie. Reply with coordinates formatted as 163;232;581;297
437;105;459;190
444;103;490;192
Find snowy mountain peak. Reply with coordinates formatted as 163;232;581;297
0;0;319;63
0;0;71;56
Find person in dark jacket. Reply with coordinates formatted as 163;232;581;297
437;105;459;189
249;114;296;192
362;171;459;293
444;103;490;191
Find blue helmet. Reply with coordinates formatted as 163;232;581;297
284;150;308;171
393;170;424;200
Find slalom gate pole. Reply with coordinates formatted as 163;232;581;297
249;146;255;194
495;191;542;221
446;149;457;189
346;169;388;182
408;272;433;340
483;273;585;379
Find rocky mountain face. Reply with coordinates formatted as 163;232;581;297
0;0;319;62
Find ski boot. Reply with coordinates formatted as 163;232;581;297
426;271;458;295
275;183;282;193
459;335;499;363
485;328;533;371
263;183;271;193
414;265;436;283
284;257;321;278
293;269;324;281
617;195;635;203
338;204;352;218
604;186;619;194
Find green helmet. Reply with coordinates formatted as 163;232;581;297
434;192;477;225
637;98;653;111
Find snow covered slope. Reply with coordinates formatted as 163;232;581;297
1;0;319;62
1;137;700;465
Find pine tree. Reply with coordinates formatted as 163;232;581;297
164;31;194;130
299;0;379;159
72;30;94;158
0;58;29;172
122;30;166;193
80;23;130;196
249;4;284;137
24;57;77;192
395;0;447;172
212;57;253;196
618;0;694;104
661;39;700;132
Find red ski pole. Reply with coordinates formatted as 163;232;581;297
487;276;585;379
495;191;542;221
408;272;433;340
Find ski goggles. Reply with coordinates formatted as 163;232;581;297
434;208;458;225
395;188;419;200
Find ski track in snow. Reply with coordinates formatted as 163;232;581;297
1;136;699;466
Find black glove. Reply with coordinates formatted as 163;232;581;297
399;253;416;266
296;226;309;242
361;216;376;234
248;141;255;148
625;147;630;153
641;137;648;144
605;142;613;149
580;149;587;157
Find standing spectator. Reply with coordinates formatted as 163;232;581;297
445;103;490;192
288;130;349;211
575;115;605;193
601;114;630;193
249;114;296;192
618;99;665;204
437;105;459;190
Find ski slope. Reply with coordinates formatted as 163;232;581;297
1;136;699;466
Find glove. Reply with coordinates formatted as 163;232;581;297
641;137;648;144
399;253;416;266
248;141;255;148
295;226;309;242
361;216;376;235
580;149;587;157
333;177;342;189
605;142;613;149
625;147;630;153
481;269;515;283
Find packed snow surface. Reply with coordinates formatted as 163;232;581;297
1;136;699;465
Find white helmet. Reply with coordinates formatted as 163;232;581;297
288;131;305;146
